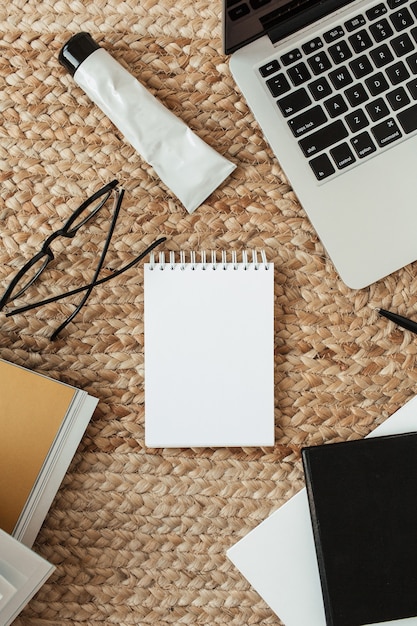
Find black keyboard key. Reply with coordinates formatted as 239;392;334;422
391;33;414;56
323;26;344;43
277;87;312;117
350;55;373;78
349;30;373;53
371;117;402;146
281;49;302;66
366;72;389;95
328;41;353;63
397;102;417;131
345;109;369;131
390;7;414;31
228;3;250;20
370;19;394;42
406;51;417;73
366;97;390;121
406;76;417;97
412;1;417;18
287;61;311;85
330;142;356;168
345;83;369;106
250;0;272;8
298;120;348;157
366;3;387;20
386;61;410;84
302;37;323;54
309;76;332;100
388;0;408;7
308;51;332;75
324;94;348;117
259;59;280;77
351;131;377;158
266;73;291;97
345;15;366;31
370;44;394;67
387;86;411;109
309;153;335;180
329;66;353;89
288;105;327;137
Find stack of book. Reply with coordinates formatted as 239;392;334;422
227;396;417;626
0;358;98;623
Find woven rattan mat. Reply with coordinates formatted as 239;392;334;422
1;1;417;625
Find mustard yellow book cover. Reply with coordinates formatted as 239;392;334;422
0;360;75;534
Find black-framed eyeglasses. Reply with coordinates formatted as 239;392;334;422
0;180;166;340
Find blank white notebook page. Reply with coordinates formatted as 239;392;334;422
144;251;274;447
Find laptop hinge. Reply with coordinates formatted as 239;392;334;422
267;0;355;44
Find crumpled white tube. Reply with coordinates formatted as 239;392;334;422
74;48;236;213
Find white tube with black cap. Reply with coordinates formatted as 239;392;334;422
59;33;235;213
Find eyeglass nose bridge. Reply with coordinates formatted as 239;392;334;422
41;229;64;249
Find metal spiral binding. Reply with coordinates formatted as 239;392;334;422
148;250;270;270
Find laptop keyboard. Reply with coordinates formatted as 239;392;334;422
258;0;417;180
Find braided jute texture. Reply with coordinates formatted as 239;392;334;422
1;1;417;625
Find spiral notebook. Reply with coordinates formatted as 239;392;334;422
144;250;275;448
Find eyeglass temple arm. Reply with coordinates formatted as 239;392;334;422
5;237;167;317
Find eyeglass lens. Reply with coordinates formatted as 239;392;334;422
10;255;51;301
64;187;114;236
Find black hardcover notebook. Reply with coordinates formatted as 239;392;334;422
302;432;417;626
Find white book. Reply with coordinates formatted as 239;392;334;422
144;250;274;448
0;359;98;547
227;395;417;626
0;528;54;626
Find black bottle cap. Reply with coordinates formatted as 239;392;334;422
59;32;101;76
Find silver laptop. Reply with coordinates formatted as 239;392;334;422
224;0;417;288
